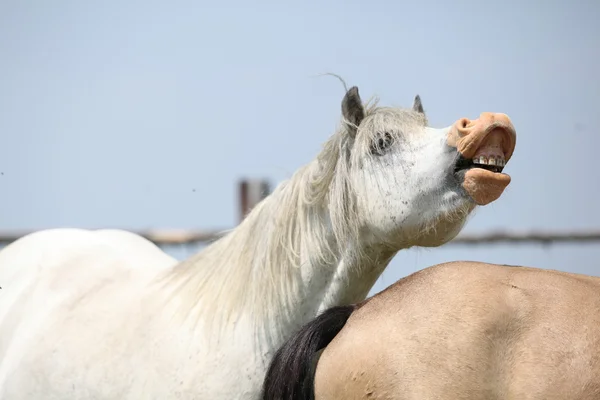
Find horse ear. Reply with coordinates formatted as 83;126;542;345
341;86;365;139
412;94;424;114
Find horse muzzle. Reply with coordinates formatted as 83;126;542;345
448;112;517;205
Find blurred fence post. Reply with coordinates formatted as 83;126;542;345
238;178;271;223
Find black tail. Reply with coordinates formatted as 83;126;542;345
261;305;355;400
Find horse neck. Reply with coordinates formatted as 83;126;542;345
161;157;393;346
312;245;397;314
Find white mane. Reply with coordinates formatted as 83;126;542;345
157;95;454;337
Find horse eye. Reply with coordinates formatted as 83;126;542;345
370;132;394;156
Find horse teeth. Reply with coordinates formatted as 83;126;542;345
472;156;506;167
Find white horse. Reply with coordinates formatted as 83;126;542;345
0;84;517;399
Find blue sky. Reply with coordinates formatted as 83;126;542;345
1;0;599;295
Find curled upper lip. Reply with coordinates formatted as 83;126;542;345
457;123;516;163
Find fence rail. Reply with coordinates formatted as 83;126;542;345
1;228;599;247
4;178;598;247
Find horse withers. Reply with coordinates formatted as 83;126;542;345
263;261;600;400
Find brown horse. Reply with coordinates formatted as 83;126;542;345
262;261;600;399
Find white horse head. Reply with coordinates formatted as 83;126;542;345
311;85;515;255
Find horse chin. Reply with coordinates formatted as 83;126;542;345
462;168;511;205
409;207;473;248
